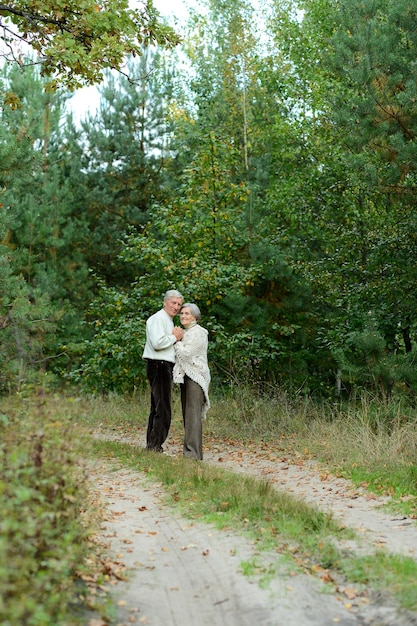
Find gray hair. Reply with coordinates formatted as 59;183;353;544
182;303;201;321
164;289;183;301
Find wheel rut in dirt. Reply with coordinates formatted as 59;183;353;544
89;429;417;626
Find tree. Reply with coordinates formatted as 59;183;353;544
263;0;417;397
0;62;94;388
72;0;314;393
0;0;180;89
68;49;178;286
326;0;417;351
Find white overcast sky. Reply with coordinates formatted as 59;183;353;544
68;0;192;120
153;0;189;18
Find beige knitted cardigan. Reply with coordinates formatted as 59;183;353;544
173;323;211;419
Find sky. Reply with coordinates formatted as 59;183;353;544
153;0;188;17
68;0;191;121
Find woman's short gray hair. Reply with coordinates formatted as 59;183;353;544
182;303;201;321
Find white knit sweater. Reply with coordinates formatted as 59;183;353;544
173;323;211;419
142;308;176;363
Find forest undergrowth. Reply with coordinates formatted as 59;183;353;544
2;386;417;624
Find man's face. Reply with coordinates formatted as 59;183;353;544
164;297;183;318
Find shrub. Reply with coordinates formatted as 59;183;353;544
0;397;94;625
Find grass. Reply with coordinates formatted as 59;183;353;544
74;383;417;506
209;387;417;516
89;436;417;611
2;386;417;620
342;552;417;611
91;437;342;549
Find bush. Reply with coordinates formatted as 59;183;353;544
0;397;94;625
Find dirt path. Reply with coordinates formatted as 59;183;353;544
89;427;417;626
198;438;417;561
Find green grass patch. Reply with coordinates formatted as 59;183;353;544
90;438;347;566
89;437;417;611
341;552;417;611
346;464;417;499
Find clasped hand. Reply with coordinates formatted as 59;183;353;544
173;326;184;341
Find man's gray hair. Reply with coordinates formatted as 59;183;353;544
182;303;201;321
164;289;184;301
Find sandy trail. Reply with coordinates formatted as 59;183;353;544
89;428;417;626
199;439;417;561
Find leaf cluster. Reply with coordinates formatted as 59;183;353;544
0;398;95;624
0;0;181;88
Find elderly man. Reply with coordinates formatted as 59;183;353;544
143;289;184;452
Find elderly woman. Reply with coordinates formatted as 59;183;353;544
173;303;210;460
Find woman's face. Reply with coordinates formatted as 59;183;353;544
180;307;196;326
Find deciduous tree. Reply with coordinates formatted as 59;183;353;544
0;0;180;88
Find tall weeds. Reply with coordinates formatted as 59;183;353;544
75;385;417;508
0;395;99;626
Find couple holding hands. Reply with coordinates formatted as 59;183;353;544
142;289;210;460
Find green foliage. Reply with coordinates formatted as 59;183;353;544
0;0;180;89
312;0;417;364
329;0;417;178
0;398;95;625
257;0;417;397
3;0;417;402
0;63;94;390
73;180;300;391
74;50;177;286
70;0;320;394
70;283;148;393
333;322;417;399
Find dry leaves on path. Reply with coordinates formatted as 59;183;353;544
87;425;417;626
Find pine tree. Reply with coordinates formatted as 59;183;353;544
72;49;178;286
0;62;93;387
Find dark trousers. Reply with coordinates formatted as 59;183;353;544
146;359;174;451
180;375;204;460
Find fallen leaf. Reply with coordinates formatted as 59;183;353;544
320;572;333;583
311;563;324;573
344;587;357;600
